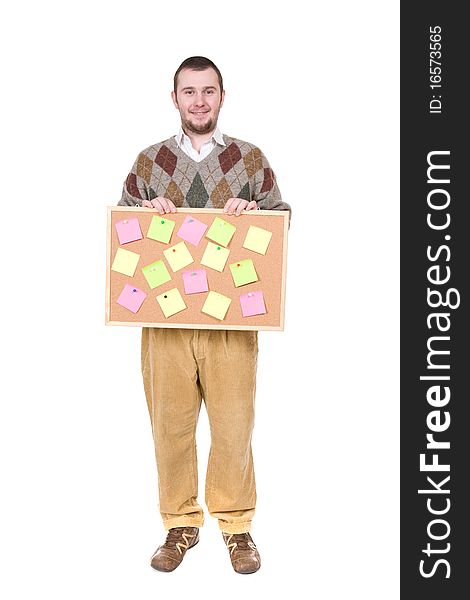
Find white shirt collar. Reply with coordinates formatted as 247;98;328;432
175;126;226;149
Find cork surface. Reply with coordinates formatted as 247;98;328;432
106;207;288;330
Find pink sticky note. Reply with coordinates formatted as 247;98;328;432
177;216;208;246
183;269;209;294
115;218;143;244
239;291;266;317
117;284;147;313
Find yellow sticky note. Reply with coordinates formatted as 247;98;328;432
242;225;273;255
200;241;230;272
163;241;194;272
111;248;140;277
202;291;231;320
156;288;187;318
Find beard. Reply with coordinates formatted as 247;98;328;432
181;113;217;135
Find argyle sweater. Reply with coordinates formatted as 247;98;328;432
118;134;290;214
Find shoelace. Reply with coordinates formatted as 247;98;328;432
164;528;197;555
223;533;257;556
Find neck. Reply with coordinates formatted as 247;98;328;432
182;126;216;153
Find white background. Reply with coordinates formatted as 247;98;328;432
0;1;399;598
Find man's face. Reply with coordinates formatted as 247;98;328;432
172;67;225;135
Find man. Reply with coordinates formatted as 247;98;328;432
118;56;290;574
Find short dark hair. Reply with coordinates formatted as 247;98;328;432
173;56;224;93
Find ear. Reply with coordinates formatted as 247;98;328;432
219;89;225;108
171;90;179;110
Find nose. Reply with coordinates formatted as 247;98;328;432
193;92;205;106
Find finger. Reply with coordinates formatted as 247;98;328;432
223;198;238;214
150;198;165;215
235;199;249;216
142;200;153;208
229;198;242;215
167;199;177;213
156;197;172;214
246;200;258;211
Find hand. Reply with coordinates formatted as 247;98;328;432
142;197;177;214
223;198;258;216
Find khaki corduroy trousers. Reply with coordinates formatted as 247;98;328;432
141;327;258;534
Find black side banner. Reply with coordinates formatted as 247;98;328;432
401;3;469;598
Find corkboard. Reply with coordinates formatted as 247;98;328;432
106;207;288;330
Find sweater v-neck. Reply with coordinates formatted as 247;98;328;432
167;134;230;169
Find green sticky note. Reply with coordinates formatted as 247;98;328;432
242;225;273;255
147;216;175;243
142;260;171;289
229;259;259;287
111;248;140;277
206;217;236;247
201;291;232;320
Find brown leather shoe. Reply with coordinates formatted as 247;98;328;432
150;527;199;572
222;532;261;574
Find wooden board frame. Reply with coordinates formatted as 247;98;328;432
106;207;288;331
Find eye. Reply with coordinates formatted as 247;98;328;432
205;89;214;95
